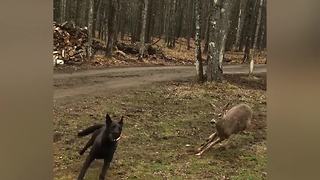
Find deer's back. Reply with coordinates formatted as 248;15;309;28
216;104;253;139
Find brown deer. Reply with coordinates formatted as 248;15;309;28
195;103;253;156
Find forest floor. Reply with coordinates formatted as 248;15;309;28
53;72;267;179
54;38;267;73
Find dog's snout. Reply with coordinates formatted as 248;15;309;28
112;132;120;137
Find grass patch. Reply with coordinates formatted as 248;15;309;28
53;74;266;179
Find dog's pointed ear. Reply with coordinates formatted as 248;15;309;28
119;116;124;125
105;114;112;125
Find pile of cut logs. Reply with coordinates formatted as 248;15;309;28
53;22;88;64
53;22;163;66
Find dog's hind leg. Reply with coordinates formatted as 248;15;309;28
79;135;95;155
79;130;101;155
77;155;94;180
99;159;111;180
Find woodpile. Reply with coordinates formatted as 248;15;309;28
53;22;164;65
53;22;88;64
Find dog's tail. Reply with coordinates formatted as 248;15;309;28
78;124;104;137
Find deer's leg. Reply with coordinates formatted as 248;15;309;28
200;132;217;147
195;137;223;156
197;132;217;152
207;132;217;141
77;155;94;180
99;159;111;180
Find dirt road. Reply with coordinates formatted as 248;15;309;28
54;64;266;99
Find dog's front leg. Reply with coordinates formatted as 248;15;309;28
99;159;110;180
77;155;94;180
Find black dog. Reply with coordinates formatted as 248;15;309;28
77;114;123;180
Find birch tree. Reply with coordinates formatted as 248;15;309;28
218;0;236;69
249;0;263;75
87;0;94;59
194;0;204;81
206;0;224;82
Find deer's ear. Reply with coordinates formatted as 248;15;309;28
119;116;124;125
105;114;112;125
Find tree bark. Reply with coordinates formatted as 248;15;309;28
113;0;120;45
131;1;143;43
203;14;211;54
250;0;263;75
139;0;149;59
253;0;263;50
92;0;102;38
194;0;204;81
242;0;258;63
167;0;177;48
218;0;236;69
105;0;117;57
60;0;67;23
145;0;154;43
186;0;193;50
87;0;94;59
233;0;247;51
206;0;224;82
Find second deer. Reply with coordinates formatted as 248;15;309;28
196;103;253;156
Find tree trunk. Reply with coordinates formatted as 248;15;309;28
242;0;257;63
206;0;223;82
167;0;177;48
60;0;66;23
145;0;154;43
253;0;263;50
203;14;211;54
98;1;106;40
75;0;85;26
132;1;143;43
87;0;94;59
218;0;236;69
186;0;193;50
218;33;227;69
175;1;184;40
259;21;266;50
194;0;204;81
250;0;263;75
92;0;102;38
233;0;247;51
139;0;149;59
113;0;120;45
105;0;117;57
